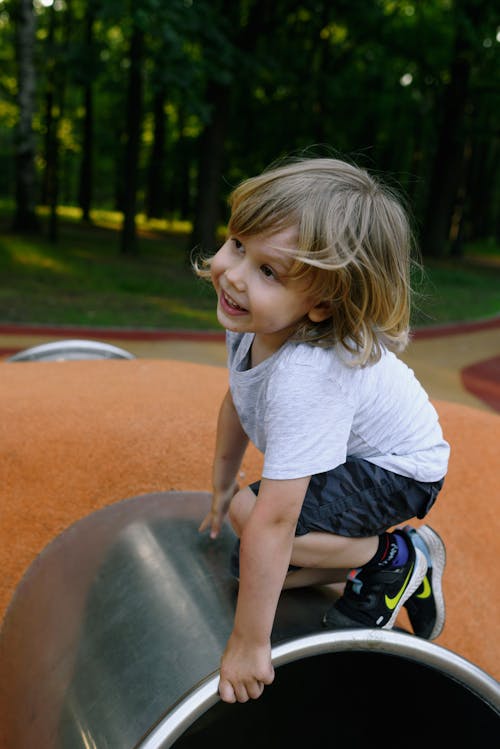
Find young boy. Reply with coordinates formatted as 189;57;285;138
197;157;449;704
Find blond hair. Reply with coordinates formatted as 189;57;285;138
197;157;418;365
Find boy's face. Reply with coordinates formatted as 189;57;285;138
211;226;324;353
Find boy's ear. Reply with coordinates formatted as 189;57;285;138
307;300;332;323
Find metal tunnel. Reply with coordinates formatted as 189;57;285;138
6;339;135;361
0;491;498;748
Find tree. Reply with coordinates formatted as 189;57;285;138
77;0;99;222
144;0;199;220
421;0;496;257
120;14;144;255
190;0;268;254
145;84;167;219
12;0;39;232
1;0;499;256
119;0;200;252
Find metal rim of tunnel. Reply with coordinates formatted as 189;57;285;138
137;628;500;749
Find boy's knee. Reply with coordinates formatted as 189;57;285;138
228;486;257;534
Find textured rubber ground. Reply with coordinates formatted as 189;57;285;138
0;358;499;684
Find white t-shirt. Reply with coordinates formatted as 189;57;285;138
227;331;450;482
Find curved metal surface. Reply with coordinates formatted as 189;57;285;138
141;629;500;749
0;492;498;749
137;629;500;749
0;492;336;749
7;338;135;361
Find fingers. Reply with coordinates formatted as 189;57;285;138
246;680;265;701
198;512;212;534
209;515;221;539
218;678;237;703
218;660;274;704
198;511;221;538
218;678;266;704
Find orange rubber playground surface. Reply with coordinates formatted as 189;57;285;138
0;318;499;683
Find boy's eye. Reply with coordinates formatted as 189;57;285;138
232;238;243;251
260;265;276;279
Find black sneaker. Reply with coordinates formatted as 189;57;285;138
322;533;427;630
402;525;446;640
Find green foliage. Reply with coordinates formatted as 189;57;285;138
0;0;499;260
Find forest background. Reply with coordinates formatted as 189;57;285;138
0;0;499;331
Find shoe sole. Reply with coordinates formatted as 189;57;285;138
416;525;447;640
384;547;427;630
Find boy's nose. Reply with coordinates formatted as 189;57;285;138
225;265;246;292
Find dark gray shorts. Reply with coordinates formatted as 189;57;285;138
249;458;444;538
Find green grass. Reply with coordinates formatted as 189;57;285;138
0;209;220;329
411;258;500;328
0;206;499;330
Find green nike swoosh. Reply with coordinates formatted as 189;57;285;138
416;575;431;599
385;562;414;610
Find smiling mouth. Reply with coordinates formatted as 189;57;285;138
222;291;247;312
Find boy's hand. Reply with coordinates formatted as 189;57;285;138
218;634;274;703
198;482;239;539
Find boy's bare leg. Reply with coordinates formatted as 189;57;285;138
282;567;348;589
290;531;378;571
229;486;378;582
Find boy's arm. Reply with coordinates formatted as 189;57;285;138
199;388;249;538
218;475;310;703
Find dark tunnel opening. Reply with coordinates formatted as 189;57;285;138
174;651;499;748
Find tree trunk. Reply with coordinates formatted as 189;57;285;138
46;0;72;243
421;2;482;257
168;108;192;220
12;0;39;233
120;22;144;255
421;55;470;256
78;4;96;223
39;3;56;207
465;98;500;242
190;82;229;255
146;87;166;219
